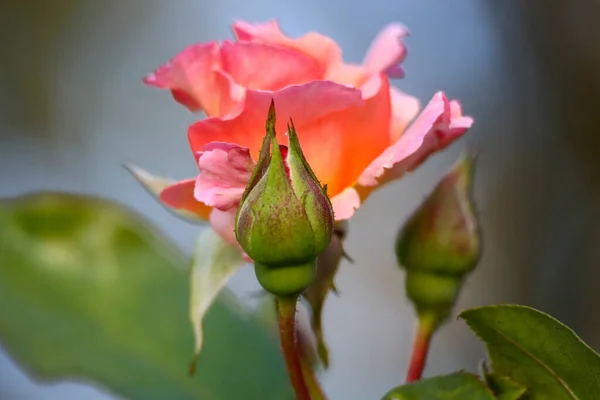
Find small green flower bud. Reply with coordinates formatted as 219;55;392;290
235;100;334;296
396;154;481;323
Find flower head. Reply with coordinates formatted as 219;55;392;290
128;19;476;364
134;19;474;256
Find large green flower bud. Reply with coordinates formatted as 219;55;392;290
235;100;334;296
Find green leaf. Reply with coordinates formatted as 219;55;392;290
381;372;496;400
480;361;527;400
124;163;207;224
485;374;527;400
188;228;246;373
460;305;600;400
0;192;291;400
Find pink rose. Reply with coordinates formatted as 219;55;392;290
144;20;412;118
141;20;473;246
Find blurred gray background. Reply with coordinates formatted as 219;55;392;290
1;1;599;399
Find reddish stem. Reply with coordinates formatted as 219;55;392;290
297;327;327;400
299;354;326;400
405;316;436;383
278;296;311;400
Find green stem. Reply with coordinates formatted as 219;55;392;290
405;312;438;383
278;295;311;400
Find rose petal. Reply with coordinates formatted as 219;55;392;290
449;99;473;129
220;41;322;91
331;187;361;221
213;70;246;117
325;62;368;87
389;86;421;142
358;91;473;188
209;208;239;246
194;142;255;211
144;43;240;116
292;74;391;196
363;23;410;79
187;80;364;160
232;20;342;75
159;179;213;220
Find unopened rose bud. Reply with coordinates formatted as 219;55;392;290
235;100;334;296
396;154;481;323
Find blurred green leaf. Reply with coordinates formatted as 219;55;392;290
188;228;246;373
381;372;495;400
460;305;600;400
0;192;291;400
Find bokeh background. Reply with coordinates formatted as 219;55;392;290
2;1;600;399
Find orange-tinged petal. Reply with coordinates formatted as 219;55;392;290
220;41;322;90
212;70;246;116
326;62;368;87
187;80;363;160
160;179;212;220
144;43;240;116
358;92;473;190
294;74;392;196
363;23;409;78
232;20;342;75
